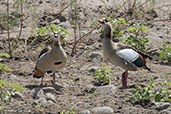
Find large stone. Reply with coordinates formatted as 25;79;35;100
79;110;90;114
42;87;56;94
95;85;117;95
89;51;103;62
33;97;47;106
156;102;170;110
92;106;114;114
88;66;99;73
52;82;65;92
31;87;44;99
160;108;171;114
12;91;24;99
45;93;56;103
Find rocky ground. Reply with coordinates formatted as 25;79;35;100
0;0;171;114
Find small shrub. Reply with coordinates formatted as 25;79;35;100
0;53;10;71
131;78;171;106
121;24;149;52
60;109;75;114
0;80;23;102
93;66;111;86
159;44;171;62
35;24;70;45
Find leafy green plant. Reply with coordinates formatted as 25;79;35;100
159;44;171;62
0;80;23;102
0;53;10;71
0;106;8;114
93;66;111;86
121;24;149;51
35;24;70;45
60;109;75;114
131;78;171;106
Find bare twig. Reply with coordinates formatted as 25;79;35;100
71;23;99;55
17;0;23;40
58;0;75;15
7;0;12;56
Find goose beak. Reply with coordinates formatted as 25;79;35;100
98;19;105;24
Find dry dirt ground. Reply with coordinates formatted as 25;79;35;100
0;0;171;114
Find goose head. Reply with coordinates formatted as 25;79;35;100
98;19;113;40
53;31;60;46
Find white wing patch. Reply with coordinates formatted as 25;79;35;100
117;49;139;63
38;53;47;60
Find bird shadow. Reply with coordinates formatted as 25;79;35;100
119;84;145;90
25;84;40;90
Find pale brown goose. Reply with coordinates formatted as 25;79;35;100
98;19;152;88
33;32;67;87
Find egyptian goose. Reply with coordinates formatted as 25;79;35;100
98;19;152;88
33;32;67;87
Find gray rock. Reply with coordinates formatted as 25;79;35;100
45;93;56;103
33;97;47;106
156;102;171;110
95;85;117;95
52;82;64;92
89;66;99;73
50;19;60;24
92;106;113;114
59;21;70;27
89;51;103;62
31;87;44;99
160;108;171;114
9;74;17;79
12;91;24;99
79;110;90;114
47;100;56;105
42;87;56;94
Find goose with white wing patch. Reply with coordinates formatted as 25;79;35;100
33;32;67;87
98;19;152;88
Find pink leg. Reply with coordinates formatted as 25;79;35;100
121;71;128;88
40;74;44;88
51;73;56;84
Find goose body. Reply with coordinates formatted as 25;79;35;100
98;19;151;88
33;32;67;87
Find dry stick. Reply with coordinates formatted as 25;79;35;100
17;0;23;40
7;0;12;56
72;23;99;54
57;0;75;15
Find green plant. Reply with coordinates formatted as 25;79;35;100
0;106;8;114
88;91;100;96
0;80;23;102
0;53;10;71
93;66;111;86
60;109;75;114
159;44;171;62
121;24;149;51
131;78;171;106
35;24;70;45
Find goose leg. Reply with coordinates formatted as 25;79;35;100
40;74;44;88
51;73;56;84
121;71;128;88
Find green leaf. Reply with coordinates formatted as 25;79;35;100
149;78;155;88
3;65;10;71
10;84;23;91
0;53;10;58
129;27;136;32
